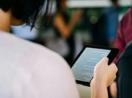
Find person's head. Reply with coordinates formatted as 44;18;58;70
110;0;119;7
56;0;67;12
0;0;50;27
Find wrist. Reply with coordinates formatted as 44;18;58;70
91;78;108;88
91;78;109;98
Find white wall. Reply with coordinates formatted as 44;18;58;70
67;0;132;8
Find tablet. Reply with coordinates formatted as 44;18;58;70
72;46;119;86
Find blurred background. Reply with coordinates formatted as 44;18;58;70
11;0;132;66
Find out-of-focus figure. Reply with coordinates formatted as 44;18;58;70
88;0;119;46
104;0;119;44
38;0;82;65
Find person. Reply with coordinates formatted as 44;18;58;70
0;0;117;97
104;0;119;44
38;0;82;65
0;0;79;97
112;8;132;98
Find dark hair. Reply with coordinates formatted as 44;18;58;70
38;0;66;31
0;0;50;27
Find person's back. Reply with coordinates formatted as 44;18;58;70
117;41;132;98
0;31;79;98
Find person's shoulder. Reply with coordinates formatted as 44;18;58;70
127;8;132;14
121;8;132;23
36;44;70;69
16;31;69;66
0;31;70;68
124;8;132;18
118;8;132;30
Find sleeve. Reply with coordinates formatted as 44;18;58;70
114;20;125;53
114;12;127;61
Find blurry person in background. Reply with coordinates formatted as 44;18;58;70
104;0;119;45
90;9;109;46
53;0;83;65
38;0;82;66
90;0;119;47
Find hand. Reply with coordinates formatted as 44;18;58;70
92;57;118;87
110;82;117;98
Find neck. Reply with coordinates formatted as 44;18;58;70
0;10;25;33
0;10;11;32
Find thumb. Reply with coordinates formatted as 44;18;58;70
97;57;109;66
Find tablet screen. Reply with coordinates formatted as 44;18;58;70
72;47;111;83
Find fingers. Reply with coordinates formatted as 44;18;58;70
109;63;118;73
102;57;109;64
108;63;118;86
96;57;109;67
93;57;118;87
